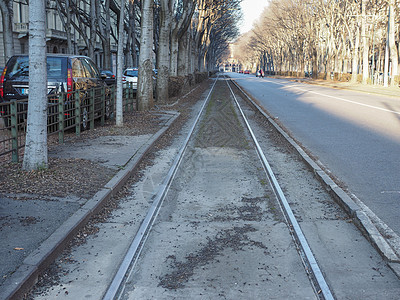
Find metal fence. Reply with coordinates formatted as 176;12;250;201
0;84;137;163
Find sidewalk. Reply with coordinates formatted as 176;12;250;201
0;110;180;300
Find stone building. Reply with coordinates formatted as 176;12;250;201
0;1;117;69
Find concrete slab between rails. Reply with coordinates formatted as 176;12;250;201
0;111;180;300
231;78;400;267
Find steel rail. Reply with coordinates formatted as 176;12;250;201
226;78;335;300
102;77;218;300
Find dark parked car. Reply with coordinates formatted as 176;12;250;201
0;54;108;129
0;54;106;102
100;69;116;85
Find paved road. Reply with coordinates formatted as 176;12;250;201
229;72;400;238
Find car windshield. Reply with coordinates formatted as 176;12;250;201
124;69;138;77
102;70;113;76
5;56;67;81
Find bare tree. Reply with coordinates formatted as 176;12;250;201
125;0;139;67
388;0;398;87
361;0;369;84
236;0;399;87
88;0;97;60
0;0;14;65
116;0;126;125
96;0;113;69
137;0;154;110
23;0;48;171
171;0;196;76
156;0;174;103
55;0;74;54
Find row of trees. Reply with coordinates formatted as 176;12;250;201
0;0;241;108
235;0;400;87
0;0;242;170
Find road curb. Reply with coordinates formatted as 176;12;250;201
1;111;180;300
231;79;400;278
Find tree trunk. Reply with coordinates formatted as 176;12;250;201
388;1;398;87
170;0;195;76
116;0;126;126
88;0;96;60
178;32;189;76
128;0;137;68
351;26;360;83
98;0;112;70
312;48;318;79
189;33;195;74
23;0;48;171
156;0;171;104
0;0;14;64
361;0;369;84
137;0;154;111
65;0;73;54
170;33;179;76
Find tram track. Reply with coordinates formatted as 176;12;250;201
103;76;333;299
26;75;400;300
226;79;334;300
103;78;219;300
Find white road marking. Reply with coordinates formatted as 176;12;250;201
263;79;400;116
381;191;400;194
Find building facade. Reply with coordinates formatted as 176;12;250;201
0;1;117;69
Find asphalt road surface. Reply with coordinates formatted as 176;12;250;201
229;72;400;238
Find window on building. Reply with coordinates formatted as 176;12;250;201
19;3;23;23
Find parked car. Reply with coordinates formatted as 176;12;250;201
0;54;106;102
122;68;138;89
0;54;108;129
244;70;250;74
100;69;116;85
122;68;157;91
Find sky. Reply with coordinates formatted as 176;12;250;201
240;0;269;34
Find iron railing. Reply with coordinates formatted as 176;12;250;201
0;83;137;163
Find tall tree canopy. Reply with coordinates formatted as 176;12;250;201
234;0;400;87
